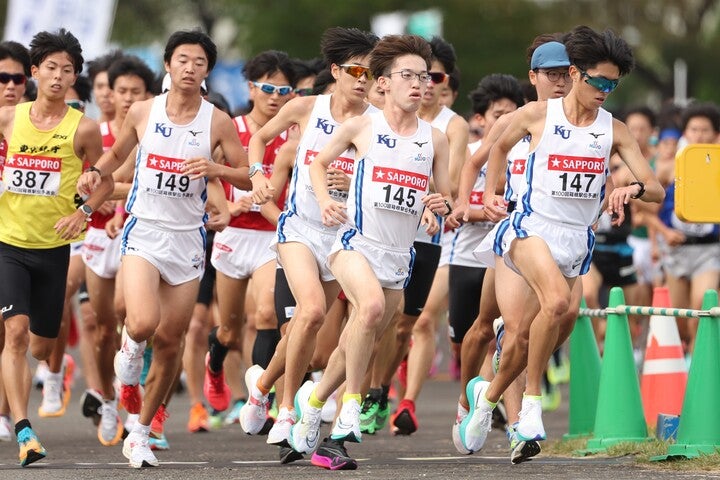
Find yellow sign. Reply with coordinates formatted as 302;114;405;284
675;144;720;223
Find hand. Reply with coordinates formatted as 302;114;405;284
452;199;469;224
481;192;508;223
326;168;350;192
421;207;439;236
206;209;230;232
77;171;101;196
251;176;275;205
421;193;450;216
606;184;642;225
105;213;125;239
54;210;87;240
319;198;347;227
183;157;218;180
664;228;686;247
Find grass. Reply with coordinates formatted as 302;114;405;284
543;437;720;472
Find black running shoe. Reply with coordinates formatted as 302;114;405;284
511;439;541;464
310;437;357;470
279;444;304;464
80;389;103;426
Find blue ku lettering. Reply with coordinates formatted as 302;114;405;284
377;134;397;148
315;118;335;135
154;123;173;137
554;125;571;139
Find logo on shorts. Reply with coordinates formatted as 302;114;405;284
1;305;12;314
191;254;204;270
395;267;406;277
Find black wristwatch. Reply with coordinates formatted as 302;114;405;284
86;166;102;176
443;199;453;216
629;181;645;199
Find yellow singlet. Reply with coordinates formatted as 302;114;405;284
0;102;84;248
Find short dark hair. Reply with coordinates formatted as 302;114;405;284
164;29;217;71
243;50;296;86
87;50;125;83
681;102;720;133
107;55;155;92
370;35;432;81
29;29;84;74
71;75;92;102
469;74;524;116
0;41;31;75
623;106;657;128
447;65;461;93
429;36;456;74
564;25;634;76
320;27;378;67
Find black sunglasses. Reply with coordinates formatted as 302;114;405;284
0;72;26;85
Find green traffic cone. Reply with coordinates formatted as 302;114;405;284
653;289;720;460
580;287;650;454
563;298;601;440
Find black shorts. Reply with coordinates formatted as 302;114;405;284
197;230;216;306
592;247;637;287
403;242;442;316
274;267;296;327
448;264;486;343
0;241;70;338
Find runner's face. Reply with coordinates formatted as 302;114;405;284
530;67;570;101
572;61;620;108
166;44;209;93
113;74;148;117
333;54;370;104
384;54;428;113
93;71;114;116
625;113;654;149
249;71;292;119
421;59;446;107
684;116;718;145
0;58;26;107
480;98;518;131
31;51;77;102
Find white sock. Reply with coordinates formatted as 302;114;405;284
131;422;151;437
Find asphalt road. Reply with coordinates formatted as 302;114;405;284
0;364;714;479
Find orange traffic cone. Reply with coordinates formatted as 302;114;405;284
640;286;688;426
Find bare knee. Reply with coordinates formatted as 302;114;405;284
357;299;385;330
295;304;327;333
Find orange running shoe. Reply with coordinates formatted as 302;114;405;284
187;402;210;433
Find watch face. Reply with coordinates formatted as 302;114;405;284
81;205;93;215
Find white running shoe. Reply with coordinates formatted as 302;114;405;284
239;365;269;435
114;326;146;386
289;380;323;454
123;431;159;468
452;402;471;454
516;396;546;441
267;407;295;445
459;377;493;453
330;397;362;443
98;398;123;446
38;374;66;417
0;415;12;442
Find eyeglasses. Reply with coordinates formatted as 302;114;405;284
65;100;85;110
579;69;619;93
338;64;373;80
388;70;432;83
252;81;292;96
0;72;26;85
294;87;313;97
428;71;449;84
536;69;571;83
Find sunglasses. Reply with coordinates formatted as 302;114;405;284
579;69;619;93
66;100;85;110
294;87;313;97
252;81;292;96
0;72;26;85
429;71;449;84
338;64;373;80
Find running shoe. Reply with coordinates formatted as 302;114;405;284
223;399;246;426
80;388;103;426
541;382;561;412
321;390;337;424
267;407;295;445
279;445;304;464
310;437;357;470
203;352;231;412
98;398;123;446
459;377;493;453
119;383;143;415
289;380;323;454
507;423;541;464
32;361;49;390
62;353;76;391
149;433;170;451
375;397;390;432
397;358;408;389
452;402;471;454
123;430;158;468
391;399;418;435
0;415;12;442
239;365;270;435
516;396;546;442
150;404;170;450
114;326;146;386
359;395;379;434
209;408;224;429
17;426;46;467
330;397;361;443
38;374;68;417
187;402;210;433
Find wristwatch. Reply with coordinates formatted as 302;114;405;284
443;199;453;216
249;162;264;178
86;166;102;176
79;204;93;219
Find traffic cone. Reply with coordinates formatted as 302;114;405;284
653;289;720;460
581;287;650;454
640;286;687;426
563;298;602;440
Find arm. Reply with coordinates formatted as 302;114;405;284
259;136;296;226
445;114;470;198
425;128;456;228
205;177;231;232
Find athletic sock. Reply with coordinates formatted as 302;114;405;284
207;326;229;373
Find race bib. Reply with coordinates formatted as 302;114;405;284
4;154;61;196
303;150;354;201
547;154;604;199
144;153;193;198
232;187;261;212
370;166;428;216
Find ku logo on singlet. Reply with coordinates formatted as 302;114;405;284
554;124;571;139
154;123;173;138
315;118;335;135
376;134;397;148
